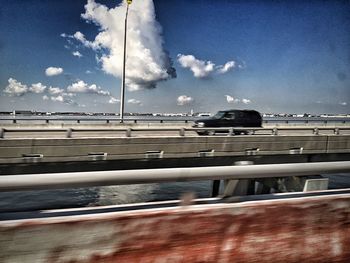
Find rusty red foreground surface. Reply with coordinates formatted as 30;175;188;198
1;193;350;263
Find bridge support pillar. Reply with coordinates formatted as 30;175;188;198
223;178;256;197
211;180;220;197
255;181;272;194
256;175;328;193
222;161;255;197
223;179;247;196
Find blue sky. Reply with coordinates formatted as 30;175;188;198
0;0;349;114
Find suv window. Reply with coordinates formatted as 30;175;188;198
224;112;235;119
213;111;225;119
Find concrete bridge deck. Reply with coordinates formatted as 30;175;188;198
1;132;349;162
0;125;349;176
0;124;349;262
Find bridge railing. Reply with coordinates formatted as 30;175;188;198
0;161;349;192
0;117;193;124
1;117;350;125
1;126;350;138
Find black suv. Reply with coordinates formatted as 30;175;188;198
193;109;262;135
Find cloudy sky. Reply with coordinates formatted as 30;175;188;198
1;0;349;114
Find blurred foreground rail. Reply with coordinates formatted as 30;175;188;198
0;161;349;192
1;162;350;262
1;190;349;262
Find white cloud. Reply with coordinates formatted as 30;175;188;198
72;31;96;49
3;76;111;108
67;81;87;93
75;0;176;91
67;80;110;96
4;78;28;96
127;99;142;105
85;70;93;74
45;86;77;105
217;61;236;74
108;97;119;104
340;102;347;106
177;95;194;106
50;95;77;105
73;31;85;42
177;54;215;78
177;54;237;78
225;95;240;104
48;86;64;95
60;33;70;38
72;51;83;58
3;78;81;105
51;95;64;102
29;83;46;94
63;92;76;98
242;98;251;104
45;67;63;76
225;95;251;104
4;78;54;97
238;62;246;69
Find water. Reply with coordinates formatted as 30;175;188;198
0;181;212;212
0;175;349;212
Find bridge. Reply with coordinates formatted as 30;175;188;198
1;120;350;262
0;124;349;173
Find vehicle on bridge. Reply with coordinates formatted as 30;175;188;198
193;109;262;135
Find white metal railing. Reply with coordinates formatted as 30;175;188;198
0;161;349;192
1;116;350;125
0;126;350;138
1;117;194;124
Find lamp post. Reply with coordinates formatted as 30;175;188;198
119;0;132;123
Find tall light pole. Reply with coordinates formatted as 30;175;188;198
120;0;132;123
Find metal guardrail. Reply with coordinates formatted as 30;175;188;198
0;126;349;138
1;117;350;124
1;117;193;124
0;161;349;192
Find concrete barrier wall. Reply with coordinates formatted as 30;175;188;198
1;192;349;262
0;135;349;163
328;135;350;153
